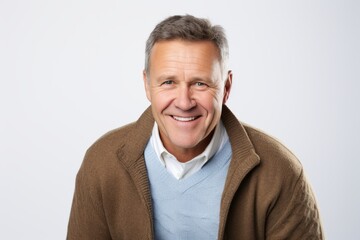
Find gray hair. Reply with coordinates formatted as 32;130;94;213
144;15;229;77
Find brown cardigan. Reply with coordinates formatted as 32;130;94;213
67;106;324;239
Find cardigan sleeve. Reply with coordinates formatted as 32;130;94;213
67;157;112;240
265;169;324;239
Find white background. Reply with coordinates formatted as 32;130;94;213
1;0;359;239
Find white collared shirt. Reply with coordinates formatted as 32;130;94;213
150;120;229;180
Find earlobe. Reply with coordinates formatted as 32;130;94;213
143;70;151;101
222;70;233;104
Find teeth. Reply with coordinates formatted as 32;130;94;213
173;116;196;122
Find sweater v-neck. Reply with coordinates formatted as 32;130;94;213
144;138;232;195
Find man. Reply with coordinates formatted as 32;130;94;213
67;15;323;239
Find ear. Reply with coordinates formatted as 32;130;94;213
222;70;233;104
143;70;151;102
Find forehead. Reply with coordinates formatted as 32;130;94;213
149;40;221;71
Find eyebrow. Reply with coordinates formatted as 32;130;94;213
156;74;213;83
157;74;177;81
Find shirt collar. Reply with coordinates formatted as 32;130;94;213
150;120;228;179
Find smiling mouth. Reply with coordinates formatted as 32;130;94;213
172;116;199;122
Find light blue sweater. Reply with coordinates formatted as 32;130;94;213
144;139;232;239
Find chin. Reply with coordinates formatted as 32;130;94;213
172;140;199;150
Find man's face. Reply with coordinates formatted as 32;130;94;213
143;40;232;161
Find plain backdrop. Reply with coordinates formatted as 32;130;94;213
1;0;359;239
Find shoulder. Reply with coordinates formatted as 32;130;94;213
86;107;153;162
87;122;137;157
242;122;303;183
244;124;300;163
221;106;303;179
76;122;137;179
77;107;154;178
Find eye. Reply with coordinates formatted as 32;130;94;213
162;80;174;85
194;82;208;88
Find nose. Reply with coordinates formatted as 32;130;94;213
174;85;196;111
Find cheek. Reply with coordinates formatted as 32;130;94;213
197;90;223;110
151;91;173;111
